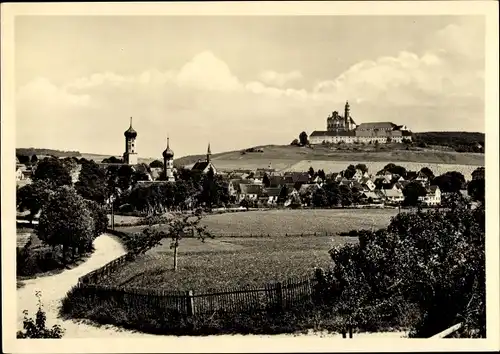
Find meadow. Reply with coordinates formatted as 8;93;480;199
103;209;398;292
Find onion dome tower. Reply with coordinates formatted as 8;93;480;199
162;136;175;182
123;117;138;165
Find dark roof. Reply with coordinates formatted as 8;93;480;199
310;130;356;137
283;172;310;183
269;175;285;187
192;161;210;171
356;122;397;130
240;184;263;195
428;185;440;193
263;187;281;197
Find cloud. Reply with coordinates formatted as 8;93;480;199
258;70;303;87
16;21;485;157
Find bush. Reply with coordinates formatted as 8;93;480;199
18;291;64;338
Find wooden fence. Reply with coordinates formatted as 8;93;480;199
75;275;319;316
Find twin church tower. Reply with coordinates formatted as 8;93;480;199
123;117;211;182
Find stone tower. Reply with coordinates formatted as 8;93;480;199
123;117;138;165
344;101;350;130
162;137;175;182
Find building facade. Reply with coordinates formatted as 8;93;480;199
309;102;413;145
162;137;175;182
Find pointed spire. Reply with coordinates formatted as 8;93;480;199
167;135;170;148
130;116;133;127
207;143;211;163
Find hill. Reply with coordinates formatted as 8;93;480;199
413;132;484;153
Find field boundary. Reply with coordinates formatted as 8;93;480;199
74;231;322;317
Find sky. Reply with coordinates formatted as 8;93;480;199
15;15;485;158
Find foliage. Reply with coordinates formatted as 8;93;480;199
85;200;109;237
321;200;485;337
262;173;271;188
16;147;81;158
467;179;484;202
355;164;368;174
128;210;213;271
75;160;108;203
299;131;309;146
290;139;300;146
413;132;484;153
102;156;123;164
432;171;465;193
16;180;54;223
117;165;135;191
38;186;95;260
402;182;427;206
342;165;357;179
149;159;164;168
33;157;72;187
419;167;435;180
17;291;64;338
382;163;407;178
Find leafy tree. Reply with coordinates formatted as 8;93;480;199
102;156;122;164
432;171;466;193
355;164;368;174
323;181;340;207
75;160;108;203
149;160;164;168
16;180;54;224
317;169;326;181
84;200;109;239
312;188;329;207
343;165;357;179
323;202;485;337
129;211;212;271
420;167;435;180
403;182;427;206
117;165;134;191
33;157;72;187
38;186;95;262
17;154;31;165
30;154;38;164
299;131;309;146
200;167;218;209
17;291;64;338
383;163;407;178
262;173;271;188
278;185;289;204
290;139;300;146
467;179;485;202
308;166;315;178
339;185;353;207
240;198;250;210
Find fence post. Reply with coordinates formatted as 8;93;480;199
186;290;195;316
349;326;353;338
275;282;283;310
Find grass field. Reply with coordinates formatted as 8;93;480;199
104;209;398;292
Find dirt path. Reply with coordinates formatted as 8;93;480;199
16;233;407;339
16;234;158;338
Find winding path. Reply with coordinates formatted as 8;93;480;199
17;233;407;338
16;233;158;338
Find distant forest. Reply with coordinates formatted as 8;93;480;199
16;148;82;158
413;132;485;153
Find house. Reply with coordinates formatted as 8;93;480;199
381;188;405;204
415;171;430;186
360;177;376;191
418;185;441;206
228;179;251;196
361;191;383;204
16;166;25;181
150;167;162;180
261;187;281;205
238;184;263;202
283;172;310;184
268;175;285;188
191;144;217;175
352;169;369;181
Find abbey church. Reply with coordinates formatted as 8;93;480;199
309;101;413;145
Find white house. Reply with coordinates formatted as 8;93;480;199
382;188;405;204
418;185;441;206
360;177;376;191
238;184;263;202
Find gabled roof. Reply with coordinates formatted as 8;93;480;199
239;184;263;195
191;161;210;171
383;189;404;198
356;122;397;130
263;187;282;197
428;185;440;194
362;191;381;199
283;172;310;183
310;130;356;137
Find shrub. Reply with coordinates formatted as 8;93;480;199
18;291;64;338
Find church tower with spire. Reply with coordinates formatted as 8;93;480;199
206;143;211;163
123;117;138;165
162;136;175;182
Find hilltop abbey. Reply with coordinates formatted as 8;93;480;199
309;101;413;145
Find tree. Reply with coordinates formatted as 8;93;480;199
383;163;407;177
420;167;435;180
312;188;329;207
317;169;326;181
262;173;271;188
38;186;95;262
149;160;164;168
33;157;72;187
129;210;212;271
339;185;353;207
299;131;309;146
84;200;109;239
102;156;122;164
290;139;300;146
467;179;485;203
16;180;54;224
278;185;289;204
323;202;485;337
117;165;134;191
31;154;38;164
433;171;465;193
403;182;427;206
308;166;315;178
343;165;357;179
75;160;108;204
355;164;368;174
17;291;64;338
323;181;340;207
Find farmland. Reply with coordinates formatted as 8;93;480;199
103;209;398;291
